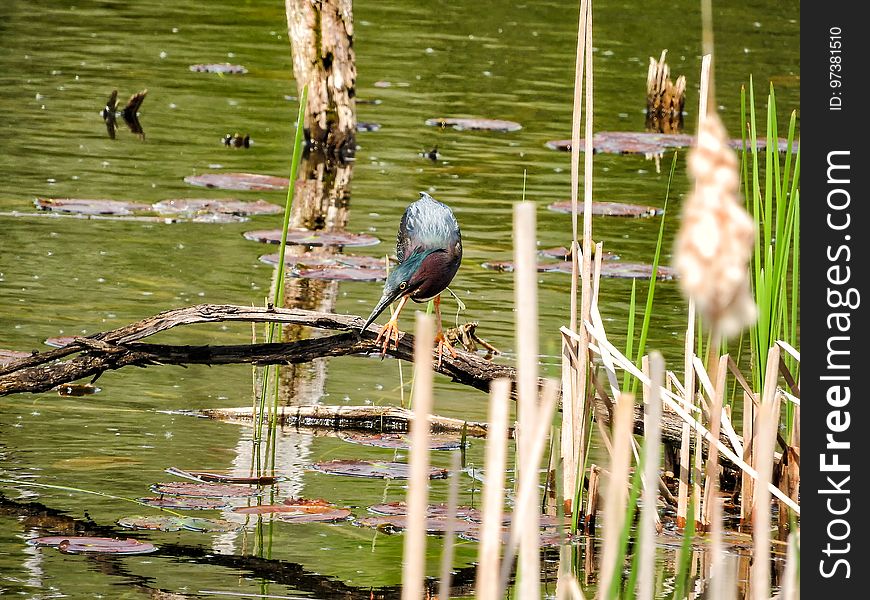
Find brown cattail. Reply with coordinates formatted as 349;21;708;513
674;113;756;336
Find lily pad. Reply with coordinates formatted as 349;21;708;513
44;336;79;348
152;199;282;217
180;517;244;532
545;131;797;155
189;63;248;74
259;253;389;270
243;229;380;247
118;515;187;531
481;260;677;280
368;502;481;521
293;265;387;282
0;349;31;366
234;499;352;523
425;117;522;132
138;496;229;510
184;173;290;191
547;201;663;218
150;481;262;498
27;536;157;555
460;526;581;547
34;198;151;216
338;432;464;450
550;260;678;280
310;459;448;480
353;515;476;535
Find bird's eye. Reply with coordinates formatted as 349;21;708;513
399;281;407;289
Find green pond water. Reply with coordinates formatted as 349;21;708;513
0;0;798;597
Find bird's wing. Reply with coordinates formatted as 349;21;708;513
396;203;418;263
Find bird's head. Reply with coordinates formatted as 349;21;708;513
360;249;436;333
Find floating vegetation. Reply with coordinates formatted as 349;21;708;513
137;496;228;510
34;198;151;216
368;501;481;520
425;117;522;132
259;253;388;270
44;336;79;348
55;383;100;396
152;199;281;217
180;517;244;532
481;260;677;280
150;482;262;498
310;459;448;480
117;515;187;531
293;265;386;281
545;131;797;155
243;228;380;247
233;499;353;523
353;515;477;535
337;432;464;450
547;200;662;218
184;172;290;191
460;526;580;547
0;349;30;366
189;63;248;74
27;536;158;555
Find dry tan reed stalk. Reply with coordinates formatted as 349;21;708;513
779;531;800;600
694;356;744;456
702;354;729;528
740;390;756;527
597;392;635;598
750;346;782;600
475;378;511;600
496;379;560;598
513;200;541;600
708;496;736;600
401;312;435;600
637;353;664;600
564;0;593;515
579;321;800;513
437;451;461;600
584;464;600;532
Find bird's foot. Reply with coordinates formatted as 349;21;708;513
434;330;458;369
374;319;402;357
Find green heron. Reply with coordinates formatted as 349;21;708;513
362;192;462;361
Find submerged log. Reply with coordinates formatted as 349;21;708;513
197;404;491;437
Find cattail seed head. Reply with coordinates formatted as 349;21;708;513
675;113;756;336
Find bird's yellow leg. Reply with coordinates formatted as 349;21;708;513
433;295;458;367
375;296;409;356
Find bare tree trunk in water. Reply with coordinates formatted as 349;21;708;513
286;0;357;161
273;1;359;409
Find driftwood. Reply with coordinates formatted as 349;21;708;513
0;303;514;396
0;303;737;463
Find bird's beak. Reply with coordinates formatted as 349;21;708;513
361;288;401;333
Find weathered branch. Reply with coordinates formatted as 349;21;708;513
0;303;738;465
0;303;514;395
